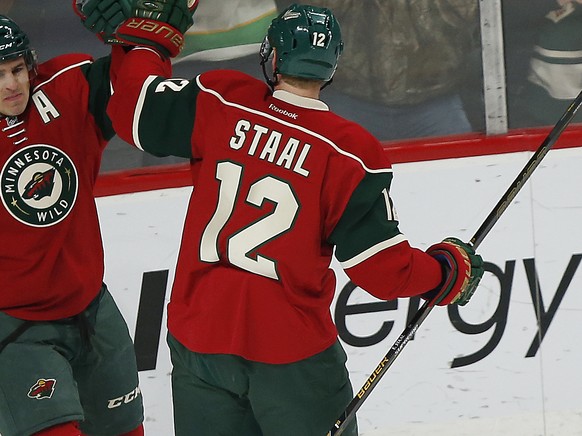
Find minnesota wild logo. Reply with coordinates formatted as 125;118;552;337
0;144;78;227
28;378;57;400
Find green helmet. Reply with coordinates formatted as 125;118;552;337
260;3;343;84
0;15;37;75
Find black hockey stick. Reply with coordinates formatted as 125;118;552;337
327;89;582;436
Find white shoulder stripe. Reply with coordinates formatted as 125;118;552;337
195;76;392;175
534;45;582;59
341;234;407;269
32;60;92;91
133;75;159;151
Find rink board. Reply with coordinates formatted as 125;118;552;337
97;147;582;436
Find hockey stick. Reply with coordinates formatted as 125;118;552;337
327;89;582;436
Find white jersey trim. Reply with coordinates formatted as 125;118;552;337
273;89;329;111
533;45;582;59
133;75;159;151
195;75;392;175
132;47;173;151
32;60;92;91
341;234;408;269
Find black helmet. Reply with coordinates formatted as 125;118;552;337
0;15;37;76
260;3;343;86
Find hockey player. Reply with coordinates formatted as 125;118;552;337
0;3;145;436
107;2;484;435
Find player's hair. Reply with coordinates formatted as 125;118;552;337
260;3;343;88
0;15;37;77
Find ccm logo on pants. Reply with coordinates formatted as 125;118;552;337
107;386;141;409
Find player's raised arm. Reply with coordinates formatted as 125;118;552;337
106;0;199;157
73;0;132;139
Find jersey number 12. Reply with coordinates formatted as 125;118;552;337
200;161;299;280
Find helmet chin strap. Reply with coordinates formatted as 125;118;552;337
259;36;277;91
320;78;333;91
260;57;277;91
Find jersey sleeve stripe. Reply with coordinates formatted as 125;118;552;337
132;75;159;151
340;234;407;269
533;45;582;59
195;76;392;176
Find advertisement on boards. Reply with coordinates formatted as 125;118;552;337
98;149;582;436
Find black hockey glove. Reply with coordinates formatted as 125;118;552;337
73;0;131;44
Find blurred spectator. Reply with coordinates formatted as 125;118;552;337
505;0;582;127
524;1;582;125
274;0;482;140
3;0;483;168
3;0;484;169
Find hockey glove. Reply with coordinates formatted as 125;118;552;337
73;0;131;44
115;0;199;58
423;237;484;306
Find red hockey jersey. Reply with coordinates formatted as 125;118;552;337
109;48;443;364
0;51;118;320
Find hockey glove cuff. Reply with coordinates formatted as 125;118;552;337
423;237;484;306
115;0;198;58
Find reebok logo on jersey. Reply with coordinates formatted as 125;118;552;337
28;378;56;400
0;144;78;227
269;104;298;119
